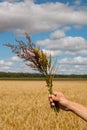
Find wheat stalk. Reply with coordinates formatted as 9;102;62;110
4;33;59;112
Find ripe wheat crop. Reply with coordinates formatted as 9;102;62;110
0;80;87;130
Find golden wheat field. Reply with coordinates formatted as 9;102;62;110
0;80;87;130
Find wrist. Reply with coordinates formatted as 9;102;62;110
67;100;74;111
64;100;73;111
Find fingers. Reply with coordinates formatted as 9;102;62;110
48;92;58;101
53;91;58;96
53;91;64;96
48;92;69;111
51;102;55;108
48;91;63;107
52;91;60;101
48;95;55;108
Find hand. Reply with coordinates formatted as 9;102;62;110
49;91;87;121
48;91;70;111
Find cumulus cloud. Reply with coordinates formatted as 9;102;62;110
74;0;81;6
11;56;22;62
50;30;65;39
65;49;87;56
0;56;23;72
57;64;87;74
49;36;87;51
59;56;87;65
37;28;87;56
0;0;87;35
3;0;21;2
0;55;87;74
56;56;87;74
42;49;62;57
0;60;13;66
37;36;87;51
0;59;13;71
0;56;36;72
50;26;71;39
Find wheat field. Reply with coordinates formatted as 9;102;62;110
0;80;87;130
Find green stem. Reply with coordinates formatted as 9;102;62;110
46;75;59;112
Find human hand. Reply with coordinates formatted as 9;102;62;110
48;91;70;111
49;91;87;121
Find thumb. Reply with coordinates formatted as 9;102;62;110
52;94;58;101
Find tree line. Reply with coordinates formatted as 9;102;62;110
0;72;87;79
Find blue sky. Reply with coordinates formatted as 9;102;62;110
0;0;87;74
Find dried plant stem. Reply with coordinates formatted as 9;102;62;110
4;33;59;112
45;75;59;112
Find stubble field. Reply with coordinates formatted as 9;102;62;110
0;80;87;130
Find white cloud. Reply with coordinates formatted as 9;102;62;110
3;0;21;2
37;28;87;56
6;61;13;66
0;56;36;73
14;63;36;73
0;1;87;34
50;30;65;39
57;64;87;75
59;56;87;65
50;26;71;39
0;55;87;74
74;0;81;6
46;36;87;51
0;60;4;65
0;56;22;71
42;49;62;57
0;59;13;72
0;60;13;66
11;56;22;62
65;49;87;56
0;66;10;72
57;56;87;74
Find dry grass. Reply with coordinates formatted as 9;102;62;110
0;80;87;130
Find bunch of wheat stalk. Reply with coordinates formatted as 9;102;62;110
4;33;59;112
